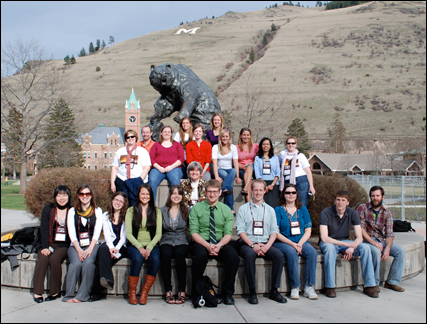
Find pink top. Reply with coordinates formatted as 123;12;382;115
150;142;185;168
236;143;259;167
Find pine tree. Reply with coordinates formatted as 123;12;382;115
89;42;95;54
63;55;70;65
286;118;311;157
271;23;277;31
249;49;255;63
38;99;84;168
263;34;269;46
327;113;346;153
78;47;86;57
95;39;101;51
70;55;76;64
101;40;106;48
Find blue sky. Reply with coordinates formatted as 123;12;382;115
1;1;318;60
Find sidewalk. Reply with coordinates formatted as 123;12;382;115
0;209;39;235
1;267;426;323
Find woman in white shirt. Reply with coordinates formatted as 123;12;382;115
90;192;129;301
63;184;103;303
279;136;316;207
212;129;242;213
174;117;194;178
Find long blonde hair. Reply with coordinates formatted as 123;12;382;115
178;117;193;148
237;127;254;153
210;113;226;131
218;129;232;156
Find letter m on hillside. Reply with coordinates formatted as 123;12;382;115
174;27;201;35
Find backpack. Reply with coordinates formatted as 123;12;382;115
10;226;40;252
393;220;415;233
192;276;219;308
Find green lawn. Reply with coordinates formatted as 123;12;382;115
1;181;27;210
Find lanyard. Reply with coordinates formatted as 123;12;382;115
250;202;266;223
284;206;299;224
77;216;90;239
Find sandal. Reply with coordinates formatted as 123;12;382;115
241;190;248;196
166;291;175;304
176;291;186;304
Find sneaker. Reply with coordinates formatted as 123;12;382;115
303;286;318;300
290;288;300;300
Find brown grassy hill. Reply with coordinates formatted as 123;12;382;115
10;1;427;143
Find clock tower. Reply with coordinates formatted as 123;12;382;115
125;88;140;137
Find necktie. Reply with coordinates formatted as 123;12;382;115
209;206;217;244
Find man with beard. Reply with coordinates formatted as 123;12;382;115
357;186;406;293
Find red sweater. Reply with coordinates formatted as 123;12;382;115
150;142;185;168
186;140;212;171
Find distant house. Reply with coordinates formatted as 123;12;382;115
77;89;141;170
309;153;423;176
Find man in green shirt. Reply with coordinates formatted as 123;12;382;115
189;179;240;306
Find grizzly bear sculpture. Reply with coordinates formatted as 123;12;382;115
148;64;221;141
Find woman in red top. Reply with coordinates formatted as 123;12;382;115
186;124;212;180
236;128;259;202
149;125;185;202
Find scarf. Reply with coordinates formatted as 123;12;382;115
280;149;299;191
126;143;138;179
76;205;94;218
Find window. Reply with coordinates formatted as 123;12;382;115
114;140;117;145
87;152;90;158
94;165;97;170
110;152;112;158
87;165;90;170
85;139;89;144
84;165;87;169
104;152;107;159
83;152;86;158
94;151;97;159
104;165;107;169
110;140;113;145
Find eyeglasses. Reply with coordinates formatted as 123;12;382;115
207;190;220;194
284;191;297;195
286;142;296;145
126;135;136;139
78;192;92;198
113;198;125;204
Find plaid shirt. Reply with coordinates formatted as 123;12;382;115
357;202;394;242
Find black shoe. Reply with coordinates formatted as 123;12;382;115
88;294;102;302
269;290;287;303
223;295;235;305
100;277;114;290
33;296;44;303
45;293;61;301
248;292;258;304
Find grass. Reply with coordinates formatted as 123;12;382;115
388;207;426;222
1;181;27;210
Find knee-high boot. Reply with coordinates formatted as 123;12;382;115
139;274;156;305
128;276;139;305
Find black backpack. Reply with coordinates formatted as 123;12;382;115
193;276;219;308
10;226;40;252
393;220;415;233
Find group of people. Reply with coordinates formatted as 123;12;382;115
31;113;406;305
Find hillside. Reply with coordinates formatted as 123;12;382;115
5;1;427;144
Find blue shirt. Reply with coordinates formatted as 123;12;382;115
275;205;312;243
236;200;278;243
254;155;280;183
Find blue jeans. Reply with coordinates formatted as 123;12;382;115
286;175;309;207
218;168;236;211
366;239;406;286
319;240;375;288
273;241;317;288
148;167;183;202
127;245;160;277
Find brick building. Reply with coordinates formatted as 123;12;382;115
78;89;141;170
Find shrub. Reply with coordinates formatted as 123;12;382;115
307;174;369;235
25;167;111;219
96;66;101;72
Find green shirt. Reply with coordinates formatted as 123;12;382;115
189;200;234;242
125;207;162;250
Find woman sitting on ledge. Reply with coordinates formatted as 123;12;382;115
180;161;207;209
33;185;72;303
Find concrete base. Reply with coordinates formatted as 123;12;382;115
1;232;424;296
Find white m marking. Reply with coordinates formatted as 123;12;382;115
174;27;201;35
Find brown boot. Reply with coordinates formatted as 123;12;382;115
128;276;139;305
139;275;156;305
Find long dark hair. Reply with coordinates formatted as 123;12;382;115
165;185;189;222
74;184;97;210
133;183;157;230
107;192;128;224
277;184;302;210
258;137;274;159
53;185;72;209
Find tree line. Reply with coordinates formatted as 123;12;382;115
62;36;115;65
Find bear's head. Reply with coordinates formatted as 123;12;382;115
149;64;175;92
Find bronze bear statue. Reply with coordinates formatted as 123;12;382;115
148;64;221;141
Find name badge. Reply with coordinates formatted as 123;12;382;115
55;226;66;242
253;221;264;236
262;163;271;175
290;220;301;236
79;232;90;247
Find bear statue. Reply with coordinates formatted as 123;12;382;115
148;64;221;141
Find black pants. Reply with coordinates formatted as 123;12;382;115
190;241;240;297
160;244;189;292
239;244;284;291
91;243;128;297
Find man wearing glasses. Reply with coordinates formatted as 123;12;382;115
137;126;155;153
189;179;240;306
319;191;378;299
